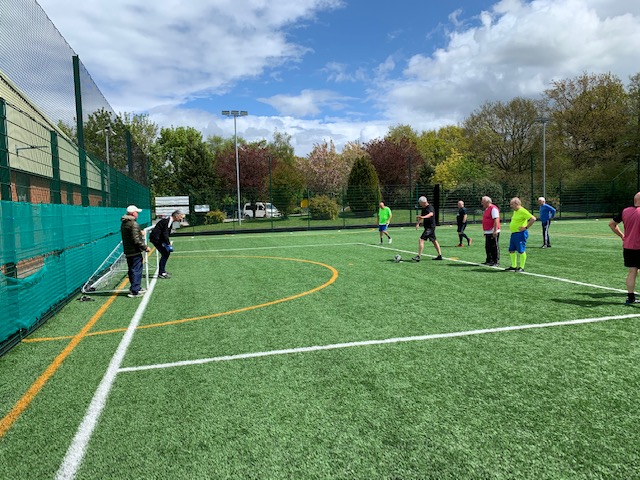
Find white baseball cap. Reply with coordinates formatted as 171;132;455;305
126;205;142;213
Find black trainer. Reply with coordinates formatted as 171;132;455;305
432;255;443;261
504;266;517;271
412;256;421;262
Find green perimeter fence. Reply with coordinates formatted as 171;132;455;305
0;99;150;353
172;172;638;235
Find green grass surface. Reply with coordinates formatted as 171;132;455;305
2;220;640;479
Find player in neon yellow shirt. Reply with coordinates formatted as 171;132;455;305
377;201;392;244
506;197;536;272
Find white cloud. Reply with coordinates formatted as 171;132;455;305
33;0;640;158
38;0;343;112
257;89;351;116
377;0;640;129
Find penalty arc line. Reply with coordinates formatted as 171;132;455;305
118;312;640;374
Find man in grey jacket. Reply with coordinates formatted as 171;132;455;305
121;205;150;297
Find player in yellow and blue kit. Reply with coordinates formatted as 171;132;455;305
505;197;536;272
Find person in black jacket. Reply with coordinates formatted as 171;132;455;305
121;205;150;297
150;209;184;279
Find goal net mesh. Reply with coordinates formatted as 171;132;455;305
81;228;156;294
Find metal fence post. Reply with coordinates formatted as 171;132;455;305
0;98;11;201
72;56;89;206
50;130;61;204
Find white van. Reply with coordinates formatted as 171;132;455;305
243;202;281;219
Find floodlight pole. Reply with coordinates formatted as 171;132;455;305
101;125;115;206
222;110;248;224
535;117;550;198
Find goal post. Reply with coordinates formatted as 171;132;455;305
81;227;157;294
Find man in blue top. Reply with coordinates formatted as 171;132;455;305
538;197;557;248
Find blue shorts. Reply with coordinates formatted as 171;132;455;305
509;230;528;254
379;224;388;232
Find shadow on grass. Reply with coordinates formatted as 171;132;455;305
551;292;629;307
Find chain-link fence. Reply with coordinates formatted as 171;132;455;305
0;0;151;353
169;172;638;236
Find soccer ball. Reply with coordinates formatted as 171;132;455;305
394;254;402;263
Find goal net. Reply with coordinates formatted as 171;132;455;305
81;228;157;294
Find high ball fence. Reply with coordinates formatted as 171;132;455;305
170;172;638;236
0;99;151;353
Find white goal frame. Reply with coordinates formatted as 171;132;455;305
81;226;157;294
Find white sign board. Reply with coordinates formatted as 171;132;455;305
156;206;190;217
155;196;189;207
194;204;210;213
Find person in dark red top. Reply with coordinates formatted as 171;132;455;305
481;196;501;266
609;192;640;304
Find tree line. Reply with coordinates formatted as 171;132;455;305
61;71;640;216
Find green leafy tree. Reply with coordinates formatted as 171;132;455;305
626;73;640;160
463;97;540;176
545;72;628;170
386;124;419;145
269;130;296;166
151;126;215;205
433;149;490;189
271;160;305;217
346;155;381;215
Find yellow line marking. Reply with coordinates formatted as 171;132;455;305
0;278;129;438
23;256;338;341
4;256;334;437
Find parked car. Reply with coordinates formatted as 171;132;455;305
243;202;281;219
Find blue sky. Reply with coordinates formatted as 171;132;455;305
37;0;640;156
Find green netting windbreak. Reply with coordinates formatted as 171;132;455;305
0;99;150;349
0;202;151;347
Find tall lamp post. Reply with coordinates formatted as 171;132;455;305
535;117;550;198
101;125;114;206
222;110;248;223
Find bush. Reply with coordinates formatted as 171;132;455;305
204;210;226;225
309;195;339;220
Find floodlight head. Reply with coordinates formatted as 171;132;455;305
240;111;248;116
221;110;230;116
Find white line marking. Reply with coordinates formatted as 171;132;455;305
56;276;158;480
118;313;640;373
177;228;375;242
175;242;362;254
366;243;628;293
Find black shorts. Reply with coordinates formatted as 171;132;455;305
420;228;436;242
623;249;640;268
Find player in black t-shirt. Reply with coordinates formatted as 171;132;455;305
413;196;443;262
456;200;472;247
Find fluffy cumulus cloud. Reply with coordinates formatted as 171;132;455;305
38;0;343;111
35;0;640;156
378;0;640;130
